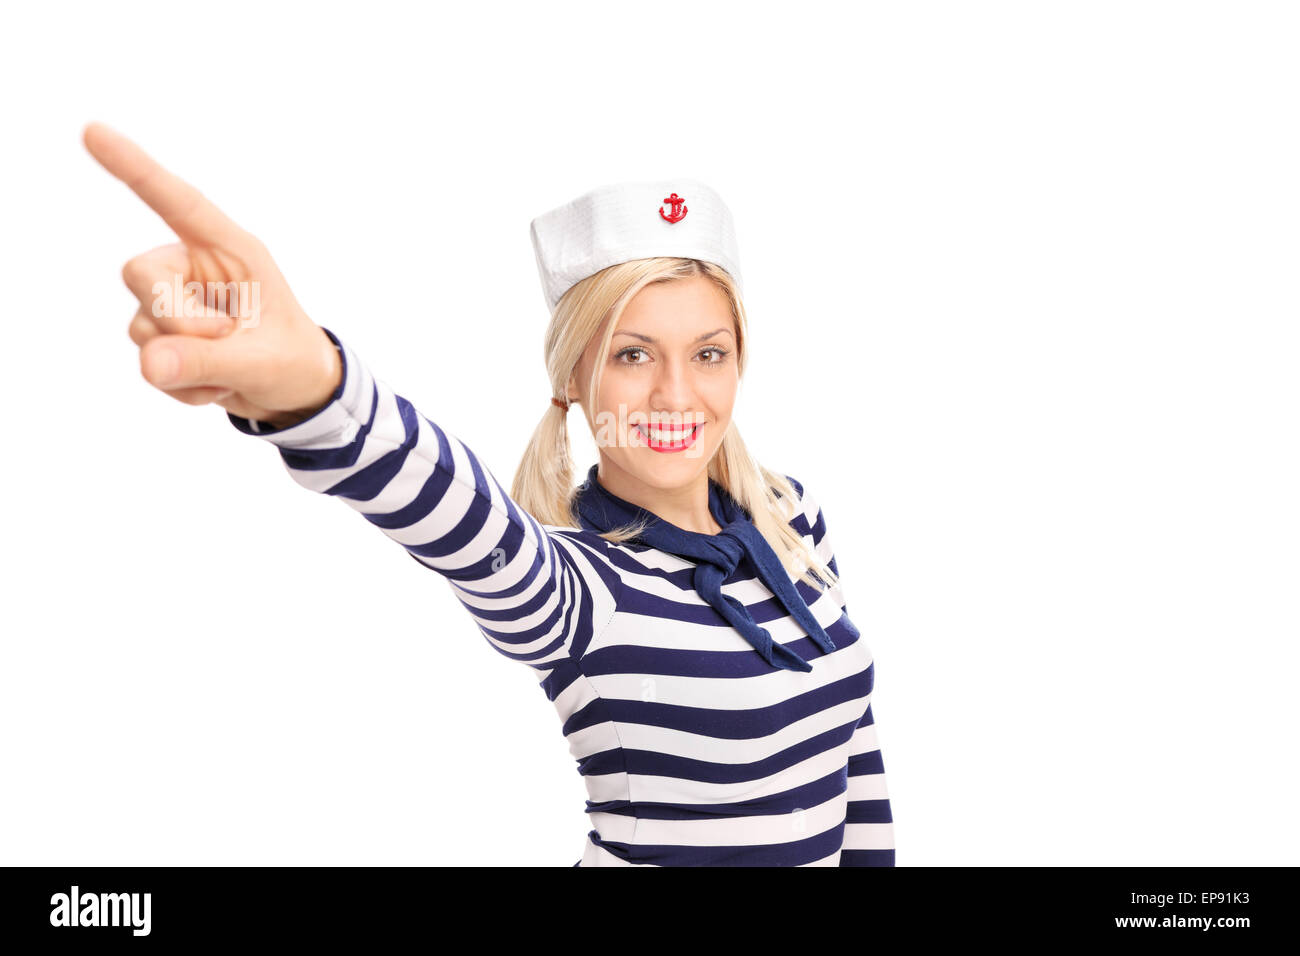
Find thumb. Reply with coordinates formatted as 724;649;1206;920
140;333;251;392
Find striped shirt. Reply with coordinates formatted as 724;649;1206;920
228;327;896;866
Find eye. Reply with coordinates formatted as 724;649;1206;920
615;346;649;364
698;346;730;364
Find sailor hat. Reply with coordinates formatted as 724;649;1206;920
529;179;744;313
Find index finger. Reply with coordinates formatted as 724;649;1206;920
82;121;251;248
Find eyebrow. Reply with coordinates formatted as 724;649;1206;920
613;327;734;345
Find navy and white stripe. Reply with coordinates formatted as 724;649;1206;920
229;326;895;866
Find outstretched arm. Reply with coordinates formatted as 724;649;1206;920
82;121;616;672
226;329;617;671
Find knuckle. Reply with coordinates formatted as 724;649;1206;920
128;312;155;346
121;256;144;286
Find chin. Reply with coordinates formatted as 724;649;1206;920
618;446;717;490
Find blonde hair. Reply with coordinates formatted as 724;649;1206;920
510;257;839;593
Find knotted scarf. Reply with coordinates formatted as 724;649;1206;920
572;464;836;672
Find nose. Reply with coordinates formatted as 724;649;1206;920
648;356;695;417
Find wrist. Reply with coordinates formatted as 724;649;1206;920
264;329;344;428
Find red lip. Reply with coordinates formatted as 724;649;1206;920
635;422;703;453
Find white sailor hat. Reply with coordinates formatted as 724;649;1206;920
529;179;744;313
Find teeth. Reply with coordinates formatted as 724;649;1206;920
641;424;698;443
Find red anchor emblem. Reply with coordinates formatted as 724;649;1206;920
659;192;688;223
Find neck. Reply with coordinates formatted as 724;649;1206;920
595;458;722;535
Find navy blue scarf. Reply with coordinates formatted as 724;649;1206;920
572;464;836;672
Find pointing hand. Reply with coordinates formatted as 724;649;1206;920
83;122;342;428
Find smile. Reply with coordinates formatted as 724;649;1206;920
635;422;703;453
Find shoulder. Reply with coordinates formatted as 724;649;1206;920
545;525;649;571
545;525;619;555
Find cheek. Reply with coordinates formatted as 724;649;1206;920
594;368;645;414
701;375;739;420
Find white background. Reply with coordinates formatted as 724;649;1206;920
1;0;1295;866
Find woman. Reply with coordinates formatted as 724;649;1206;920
84;122;896;867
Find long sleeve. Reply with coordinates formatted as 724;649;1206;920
787;476;897;866
226;326;616;672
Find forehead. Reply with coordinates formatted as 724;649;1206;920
617;275;734;335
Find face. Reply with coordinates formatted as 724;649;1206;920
569;274;740;495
